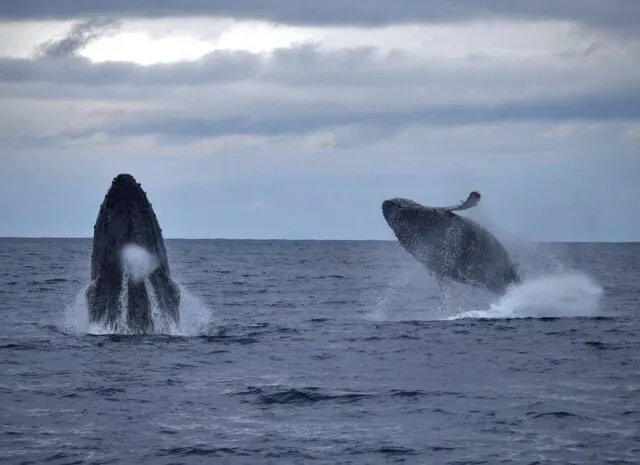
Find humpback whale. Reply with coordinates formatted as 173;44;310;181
382;192;520;294
86;173;180;333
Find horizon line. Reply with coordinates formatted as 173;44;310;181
0;236;638;244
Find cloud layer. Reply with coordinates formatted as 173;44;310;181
1;28;638;143
0;4;639;240
2;0;639;36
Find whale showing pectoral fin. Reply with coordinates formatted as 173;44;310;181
85;278;102;321
86;269;121;329
443;191;481;212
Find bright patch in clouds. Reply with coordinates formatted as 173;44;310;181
53;17;620;65
0;16;626;66
81;19;314;64
82;32;214;64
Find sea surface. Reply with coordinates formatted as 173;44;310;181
1;238;639;464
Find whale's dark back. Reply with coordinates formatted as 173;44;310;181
382;198;520;294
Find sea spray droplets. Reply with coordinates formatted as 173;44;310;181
370;269;604;322
169;283;215;336
145;278;174;334
115;271;129;330
62;284;92;335
62;280;214;336
492;271;603;318
62;244;214;335
449;271;604;320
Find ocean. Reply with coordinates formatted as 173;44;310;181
1;238;638;464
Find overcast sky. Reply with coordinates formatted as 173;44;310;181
0;1;638;240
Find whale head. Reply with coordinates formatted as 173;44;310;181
382;198;422;224
381;197;444;233
91;173;168;280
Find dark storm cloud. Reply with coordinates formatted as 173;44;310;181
1;0;639;35
33;18;121;58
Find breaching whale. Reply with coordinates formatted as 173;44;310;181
85;173;180;333
382;191;520;294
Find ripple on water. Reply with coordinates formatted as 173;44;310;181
1;239;639;465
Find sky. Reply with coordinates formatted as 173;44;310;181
0;1;638;241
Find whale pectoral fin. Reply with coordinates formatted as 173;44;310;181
85;279;103;323
86;268;124;329
147;268;181;324
85;279;96;301
444;191;481;212
86;276;115;326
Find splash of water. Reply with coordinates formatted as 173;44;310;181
371;270;604;322
62;244;214;336
63;282;213;336
446;271;603;320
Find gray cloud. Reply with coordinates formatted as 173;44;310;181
2;84;636;148
0;52;260;86
70;86;639;142
0;42;635;93
0;39;637;143
33;18;121;58
1;1;639;35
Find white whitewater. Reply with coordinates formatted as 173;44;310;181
371;269;604;322
445;271;603;320
62;244;213;336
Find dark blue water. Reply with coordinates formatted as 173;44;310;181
1;238;639;464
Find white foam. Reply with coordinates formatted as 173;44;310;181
62;244;214;336
370;270;604;322
446;271;604;320
167;283;214;336
62;280;215;336
62;284;92;334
